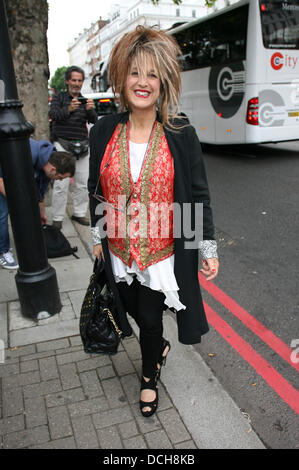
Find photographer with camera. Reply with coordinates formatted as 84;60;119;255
49;66;98;229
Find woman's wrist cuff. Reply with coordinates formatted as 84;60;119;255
91;226;102;245
199;240;218;259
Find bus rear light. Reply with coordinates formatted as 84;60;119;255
98;98;111;103
246;97;259;125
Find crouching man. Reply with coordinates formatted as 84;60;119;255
0;138;75;270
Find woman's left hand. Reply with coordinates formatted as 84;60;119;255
200;257;219;281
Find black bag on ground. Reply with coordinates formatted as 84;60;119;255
42;224;79;258
80;258;122;355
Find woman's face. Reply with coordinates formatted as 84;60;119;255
125;56;160;113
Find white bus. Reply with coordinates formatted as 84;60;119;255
170;0;299;145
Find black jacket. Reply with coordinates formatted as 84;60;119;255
88;112;215;344
49;91;98;141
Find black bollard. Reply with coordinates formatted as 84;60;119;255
0;0;61;319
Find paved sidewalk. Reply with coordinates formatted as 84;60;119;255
0;205;265;450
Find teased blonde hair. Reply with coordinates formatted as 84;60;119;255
108;25;182;128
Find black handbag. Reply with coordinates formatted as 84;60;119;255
79;258;122;355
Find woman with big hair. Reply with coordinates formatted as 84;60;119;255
88;25;219;417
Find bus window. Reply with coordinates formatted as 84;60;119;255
259;0;299;49
211;44;229;64
174;4;249;71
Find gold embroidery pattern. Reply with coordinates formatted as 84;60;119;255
139;122;174;267
107;121;174;269
107;124;131;264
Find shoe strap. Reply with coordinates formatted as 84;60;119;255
158;338;171;366
140;398;158;408
140;375;158;391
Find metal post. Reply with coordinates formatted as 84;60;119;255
0;0;61;319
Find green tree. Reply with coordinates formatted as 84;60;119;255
50;66;68;93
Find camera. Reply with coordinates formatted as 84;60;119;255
77;96;87;104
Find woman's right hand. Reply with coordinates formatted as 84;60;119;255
93;244;104;261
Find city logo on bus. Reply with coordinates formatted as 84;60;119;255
271;52;298;71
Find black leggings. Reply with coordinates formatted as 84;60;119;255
116;277;165;378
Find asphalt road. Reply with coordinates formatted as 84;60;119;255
195;140;299;449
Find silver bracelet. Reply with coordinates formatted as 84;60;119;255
91;226;102;245
199;240;218;259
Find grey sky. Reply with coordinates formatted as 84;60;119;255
47;0;114;78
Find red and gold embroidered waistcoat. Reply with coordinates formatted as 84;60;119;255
99;121;175;271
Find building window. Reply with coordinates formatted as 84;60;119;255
176;9;180;17
192;10;196;18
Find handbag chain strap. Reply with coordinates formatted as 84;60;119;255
103;308;122;337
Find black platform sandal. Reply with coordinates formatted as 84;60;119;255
139;375;159;418
156;338;171;380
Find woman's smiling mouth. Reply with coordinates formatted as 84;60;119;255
134;90;150;98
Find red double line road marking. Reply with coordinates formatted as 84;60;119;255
199;273;299;373
204;302;299;415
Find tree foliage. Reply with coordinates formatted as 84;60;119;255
50;66;68;93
